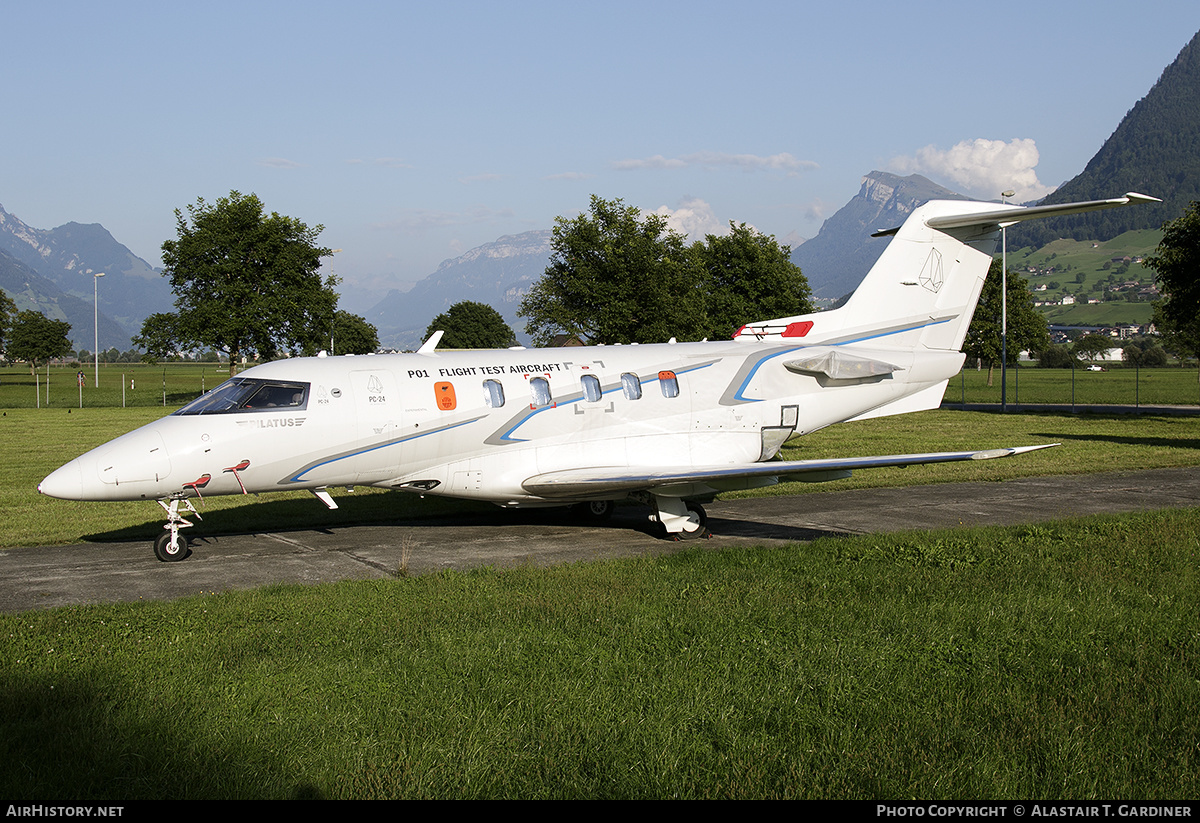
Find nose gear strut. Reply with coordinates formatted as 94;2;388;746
154;497;201;562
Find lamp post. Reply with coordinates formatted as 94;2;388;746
93;271;106;388
329;249;342;355
1000;190;1014;413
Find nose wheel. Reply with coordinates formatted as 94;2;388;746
154;498;199;562
154;530;189;562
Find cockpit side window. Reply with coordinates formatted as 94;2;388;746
173;378;310;415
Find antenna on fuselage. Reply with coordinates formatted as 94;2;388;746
418;330;444;354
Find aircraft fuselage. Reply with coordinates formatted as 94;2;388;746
38;339;962;507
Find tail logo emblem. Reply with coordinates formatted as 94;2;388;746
919;247;944;293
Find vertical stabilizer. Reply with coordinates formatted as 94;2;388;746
734;193;1159;352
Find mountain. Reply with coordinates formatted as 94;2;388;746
0;248;130;352
0;204;172;348
367;230;552;350
791;172;969;299
1012;28;1200;248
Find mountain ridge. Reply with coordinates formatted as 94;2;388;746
790;172;969;299
0;204;171;349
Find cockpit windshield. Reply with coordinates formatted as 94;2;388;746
173;377;310;415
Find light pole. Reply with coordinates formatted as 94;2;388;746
93;271;106;388
328;249;342;355
1000;190;1014;413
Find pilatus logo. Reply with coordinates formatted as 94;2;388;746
236;417;307;429
918;247;944;293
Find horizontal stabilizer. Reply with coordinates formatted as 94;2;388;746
873;193;1161;237
523;444;1058;499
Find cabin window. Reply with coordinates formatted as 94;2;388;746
620;372;642;401
659;371;679;398
172;378;309;415
529;376;553;408
483;379;505;408
581;374;602;402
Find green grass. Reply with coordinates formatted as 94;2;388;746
2;508;1198;798
6;368;1200;798
1016;229;1162;328
6;405;1200;548
943;366;1200;407
0;362;224;410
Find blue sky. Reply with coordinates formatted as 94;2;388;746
5;0;1199;312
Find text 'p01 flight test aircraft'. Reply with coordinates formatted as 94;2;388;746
39;193;1157;561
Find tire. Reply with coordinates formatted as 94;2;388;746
671;502;710;541
154;531;189;562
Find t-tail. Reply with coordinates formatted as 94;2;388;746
735;193;1160;352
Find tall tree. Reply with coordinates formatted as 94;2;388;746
691;222;811;339
424;301;517;349
0;289;15;359
132;312;183;362
963;259;1050;386
8;310;72;373
331;310;380;355
149;191;336;373
519;196;813;345
1146;201;1200;383
519;196;704;346
1072;333;1115;363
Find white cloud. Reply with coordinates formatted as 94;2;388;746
613;154;687;171
890;138;1055;203
258;157;304;169
644;197;729;240
613;151;816;176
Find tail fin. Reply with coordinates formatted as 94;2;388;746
735;193;1159;351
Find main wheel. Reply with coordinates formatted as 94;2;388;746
672;502;710;541
154;531;189;562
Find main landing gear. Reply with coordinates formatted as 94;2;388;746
651;498;710;541
153;498;200;562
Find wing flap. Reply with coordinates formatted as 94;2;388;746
521;444;1058;499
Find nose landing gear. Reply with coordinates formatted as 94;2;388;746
154;498;200;562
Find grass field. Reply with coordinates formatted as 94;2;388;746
5;403;1200;548
0;362;225;410
946;364;1200;407
2;508;1197;798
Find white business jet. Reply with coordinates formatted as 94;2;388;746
39;193;1157;561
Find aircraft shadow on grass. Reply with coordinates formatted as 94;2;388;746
82;493;852;551
1033;430;1200;451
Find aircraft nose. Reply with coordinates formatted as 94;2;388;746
38;459;85;500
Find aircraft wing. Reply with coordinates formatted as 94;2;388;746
521;444;1057;499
